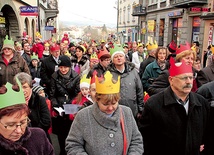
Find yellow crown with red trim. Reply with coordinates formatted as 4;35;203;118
95;71;120;94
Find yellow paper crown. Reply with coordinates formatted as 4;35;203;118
191;44;197;52
80;74;91;89
44;42;50;47
35;31;42;39
95;71;120;94
146;41;158;51
211;45;214;54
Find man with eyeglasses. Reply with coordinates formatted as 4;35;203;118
140;58;211;155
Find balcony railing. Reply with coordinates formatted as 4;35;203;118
171;0;207;8
132;4;146;16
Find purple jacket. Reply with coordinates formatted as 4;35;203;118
0;127;54;155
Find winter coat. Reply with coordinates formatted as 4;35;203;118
87;63;108;78
140;86;210;155
0;127;54;155
28;92;51;132
29;62;41;79
71;55;90;75
0;52;30;86
50;69;80;108
40;55;61;89
21;52;31;67
132;51;147;71
108;62;144;117
31;42;44;59
141;60;166;91
65;104;144;155
139;55;155;78
197;63;214;87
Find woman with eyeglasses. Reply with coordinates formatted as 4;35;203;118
0;79;54;154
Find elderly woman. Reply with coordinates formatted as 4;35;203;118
14;72;51;142
65;71;144;155
0;79;54;154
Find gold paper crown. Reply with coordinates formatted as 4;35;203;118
146;41;158;51
95;71;120;94
80;74;91;85
0;78;25;109
191;44;197;52
35;31;42;39
44;42;50;47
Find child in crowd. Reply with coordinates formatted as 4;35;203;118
69;74;90;120
32;85;52;134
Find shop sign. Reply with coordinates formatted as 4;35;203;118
20;6;38;16
190;7;210;12
147;20;155;33
193;17;201;27
168;11;182;17
0;17;5;24
208;26;213;46
45;26;54;31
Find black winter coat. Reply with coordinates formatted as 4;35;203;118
140;87;211;155
50;69;80;107
28;92;51;132
87;63;107;78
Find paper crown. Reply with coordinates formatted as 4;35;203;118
146;41;158;51
110;44;125;59
95;71;120;94
44;42;50;47
100;39;105;43
80;74;91;89
90;53;98;62
211;45;214;54
97;49;111;59
2;35;15;51
176;42;191;55
169;57;192;77
168;40;177;52
35;31;42;39
31;53;39;60
0;78;25;109
15;42;22;47
50;43;60;51
191;44;197;52
138;43;143;47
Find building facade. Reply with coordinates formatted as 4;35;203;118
0;0;58;47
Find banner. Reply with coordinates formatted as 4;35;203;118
147;20;155;33
20;6;38;16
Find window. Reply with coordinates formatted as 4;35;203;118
127;5;130;22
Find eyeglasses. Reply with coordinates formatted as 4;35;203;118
0;117;31;131
174;76;195;81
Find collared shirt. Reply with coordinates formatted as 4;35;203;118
174;94;190;114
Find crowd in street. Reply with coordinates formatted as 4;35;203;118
0;31;214;155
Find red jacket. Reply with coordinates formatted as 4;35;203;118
31;43;44;59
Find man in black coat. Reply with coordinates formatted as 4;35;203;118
40;43;61;96
140;59;211;155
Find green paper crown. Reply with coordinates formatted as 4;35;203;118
2;35;15;51
31;53;39;60
110;44;124;56
0;78;25;109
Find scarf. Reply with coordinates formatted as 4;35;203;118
58;68;72;79
157;60;166;70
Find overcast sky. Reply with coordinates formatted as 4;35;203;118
58;0;117;27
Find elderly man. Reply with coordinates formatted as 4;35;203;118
108;44;144;120
0;35;30;86
40;43;61;96
140;58;211;155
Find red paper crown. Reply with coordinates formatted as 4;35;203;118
50;43;60;51
97;49;110;59
176;42;191;55
169;57;192;77
169;40;177;51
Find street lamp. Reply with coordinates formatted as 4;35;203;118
113;0;119;36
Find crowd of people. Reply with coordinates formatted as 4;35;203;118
0;32;214;155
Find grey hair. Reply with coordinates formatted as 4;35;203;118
14;72;33;88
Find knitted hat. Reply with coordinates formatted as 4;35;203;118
110;44;125;60
1;35;15;52
58;55;71;67
32;85;44;94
